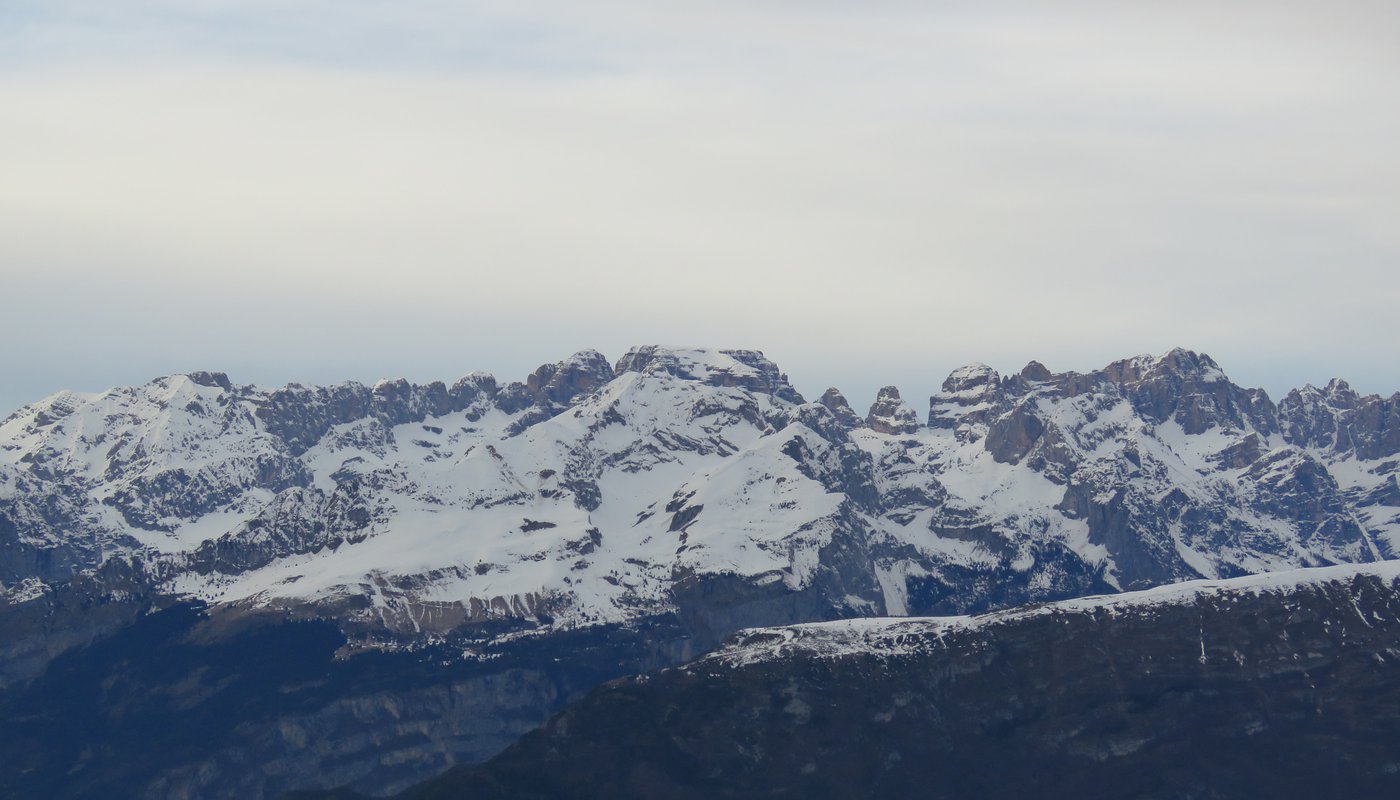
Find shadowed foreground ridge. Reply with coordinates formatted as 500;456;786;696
322;563;1400;800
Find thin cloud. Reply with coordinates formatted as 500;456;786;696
1;2;1398;412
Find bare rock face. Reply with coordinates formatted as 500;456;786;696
929;363;1002;430
914;348;1395;592
1280;379;1400;461
185;483;376;576
257;376;489;457
865;386;921;435
1101;347;1278;435
1214;432;1265;469
1241;449;1374;559
525;350;616;411
186;371;233;390
817;388;864;429
502;350;619;432
1019;360;1053;382
614;346;804;404
984;401;1045;464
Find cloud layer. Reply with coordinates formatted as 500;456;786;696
3;2;1398;411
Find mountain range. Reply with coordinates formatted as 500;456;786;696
2;345;1397;797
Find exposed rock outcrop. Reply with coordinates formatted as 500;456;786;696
817;388;864;429
614;346;803;404
865;386;920;435
1280;379;1400;461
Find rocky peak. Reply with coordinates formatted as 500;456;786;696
1162;346;1221;374
941;363;1000;395
1280;379;1400;460
1101;348;1221;386
929;364;1003;430
525;350;616;410
817;388;864;429
614;346;803;404
1323;378;1360;409
1100;348;1275;436
496;350;614;419
1019;361;1053;382
447;372;500;419
1279;384;1337;450
866;386;921;435
721;350;805;404
185;371;232;391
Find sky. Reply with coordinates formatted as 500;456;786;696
2;1;1399;415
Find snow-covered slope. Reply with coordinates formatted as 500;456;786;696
711;559;1400;666
2;346;1397;648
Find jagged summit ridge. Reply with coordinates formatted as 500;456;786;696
613;346;804;404
1;345;1397;652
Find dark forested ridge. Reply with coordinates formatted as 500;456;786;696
302;565;1400;800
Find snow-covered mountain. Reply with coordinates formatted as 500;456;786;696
2;345;1397;796
3;346;1395;641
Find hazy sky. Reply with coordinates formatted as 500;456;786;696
3;1;1398;414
